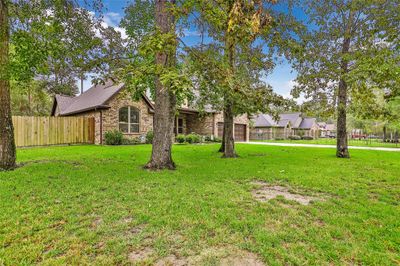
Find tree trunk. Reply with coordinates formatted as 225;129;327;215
144;0;176;170
0;0;16;170
220;18;236;158
80;73;84;94
336;18;352;158
218;127;225;152
222;103;236;158
383;124;387;142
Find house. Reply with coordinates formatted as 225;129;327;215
318;122;336;138
250;112;319;140
51;81;250;144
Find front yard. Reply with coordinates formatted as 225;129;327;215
254;138;400;148
1;144;399;265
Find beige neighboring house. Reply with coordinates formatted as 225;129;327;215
51;81;250;144
318;122;336;138
250;112;320;140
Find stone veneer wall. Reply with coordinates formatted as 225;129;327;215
69;92;154;144
187;112;250;141
186;113;215;136
102;91;154;141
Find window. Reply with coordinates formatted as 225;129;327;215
119;106;139;133
174;118;184;134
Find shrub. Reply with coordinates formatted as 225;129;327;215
186;133;201;144
122;137;140;145
302;136;314;140
176;134;186;143
146;131;154;144
204;135;213;142
213;137;222;142
288;135;301;140
274;137;284;141
104;130;123;145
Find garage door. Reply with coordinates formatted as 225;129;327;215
234;124;246;141
217;123;246;141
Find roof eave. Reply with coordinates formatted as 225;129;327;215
61;105;110;116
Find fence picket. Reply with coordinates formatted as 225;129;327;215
12;116;95;147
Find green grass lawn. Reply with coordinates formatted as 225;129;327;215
1;144;399;265
254;138;400;148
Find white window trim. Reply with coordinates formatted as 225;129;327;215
119;106;140;134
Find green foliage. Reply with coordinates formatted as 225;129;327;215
121;137;141;145
145;130;154;144
204;135;213;142
119;0;193;107
185;133;201;144
301;136;314;140
213;137;222;143
104;130;124;145
9;2;105;96
10;80;52;116
288;135;301;140
290;1;399;118
184;0;289;119
176;134;186;144
120;0;155;51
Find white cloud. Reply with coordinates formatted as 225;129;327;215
114;26;128;39
103;12;122;27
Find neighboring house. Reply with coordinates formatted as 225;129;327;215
51;81;250;144
250;112;319;140
318;122;336;138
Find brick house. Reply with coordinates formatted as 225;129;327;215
250;113;319;140
51;81;250;144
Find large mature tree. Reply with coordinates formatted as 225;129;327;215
0;0;16;170
186;0;287;158
144;0;178;169
1;0;102;170
120;0;192;169
291;0;395;158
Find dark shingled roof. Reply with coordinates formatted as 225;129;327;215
253;113;317;129
299;117;316;129
254;113;303;128
279;113;302;128
52;81;155;116
253;114;276;127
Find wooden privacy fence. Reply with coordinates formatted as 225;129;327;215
12;116;95;147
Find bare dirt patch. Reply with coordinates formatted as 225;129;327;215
187;247;264;266
128;247;154;263
251;181;321;205
90;217;103;229
155;254;188;266
219;251;264;266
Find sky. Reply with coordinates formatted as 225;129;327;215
80;0;302;102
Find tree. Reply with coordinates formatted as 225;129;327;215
186;0;285;158
1;0;102;170
0;0;16;170
145;0;177;169
11;80;52;116
94;25;128;81
290;0;395;158
120;0;193;169
68;8;103;94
